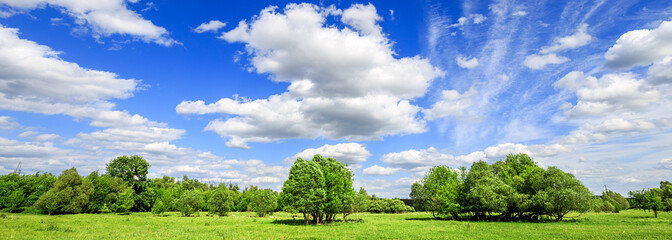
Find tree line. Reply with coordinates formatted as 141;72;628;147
410;153;672;221
1;153;669;223
0;155;414;222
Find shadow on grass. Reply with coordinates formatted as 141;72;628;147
271;218;365;226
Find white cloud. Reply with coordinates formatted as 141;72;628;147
284;143;371;168
342;3;382;39
512;11;527;17
362;165;401;176
540;24;593;54
0;26;138;107
455;55;479;69
181;3;443;148
523;53;569;69
524;24;592;69
586;118;656;133
0;0;179;46
554;71;660;117
648;56;672;85
658;158;672;170
194;20;226;33
605;20;672;69
423;88;477;120
380;147;455;169
0;116;17;129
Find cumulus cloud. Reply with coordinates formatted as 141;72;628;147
455;55;479;69
179;3;443;148
483;143;571;159
605;20;672;69
554;71;660;117
0;0;179;46
524;24;592;69
648;56;672;85
341;3;382;39
283;143;371;168
423;88;477;120
523;53;569;69
362;165;401;176
0;26;138;108
194;20;226;33
380;147;455;169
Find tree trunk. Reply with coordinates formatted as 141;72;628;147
303;213;309;226
654;210;658;218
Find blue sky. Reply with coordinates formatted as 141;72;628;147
0;0;671;198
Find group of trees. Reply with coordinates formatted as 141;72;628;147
0;155;281;217
627;181;672;217
1;154;414;220
5;153;665;222
411;153;594;221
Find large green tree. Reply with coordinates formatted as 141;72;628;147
410;165;463;219
106;155;151;211
33;168;93;215
280;157;326;225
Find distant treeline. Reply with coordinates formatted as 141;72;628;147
0;155;413;220
410;153;672;221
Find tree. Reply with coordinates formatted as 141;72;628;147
174;190;204;217
315;155;356;222
33;168;93;214
106;155;150;184
208;188;235;216
281;157;326;225
106;155;151;211
632;188;665;218
151;199;166;215
249;189;278;217
601;190;629;213
536;167;592;221
353;187;370;214
411;165;463;219
113;187;135;213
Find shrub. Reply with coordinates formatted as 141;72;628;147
249;189;277;217
174;190;203;217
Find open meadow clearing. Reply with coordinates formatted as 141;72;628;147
1;210;671;239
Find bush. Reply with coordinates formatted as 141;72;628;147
249;189;277;217
33;168;93;215
207;188;234;216
151;199;166;215
174;190;203;217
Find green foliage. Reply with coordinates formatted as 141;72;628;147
630;188;666;217
353;187;370;213
113;187;135;213
151;199;166;215
207;188;235;216
106;155;150;211
0;172;56;212
412;153;592;221
106;155;150;184
601;190;629;213
411;165;462;219
33;168;93;215
249;189;277;217
174;190;204;217
280;155;356;224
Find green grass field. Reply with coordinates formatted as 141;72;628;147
1;210;670;239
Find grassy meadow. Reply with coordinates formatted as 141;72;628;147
1;210;671;239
